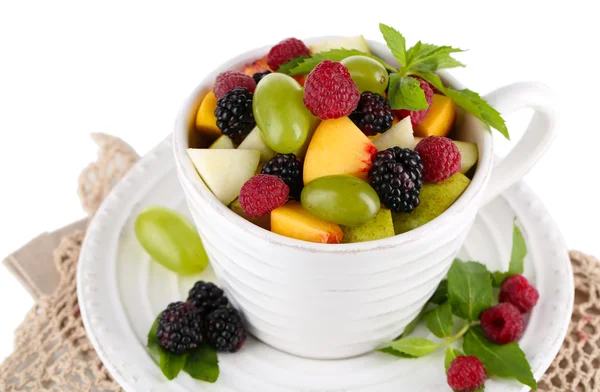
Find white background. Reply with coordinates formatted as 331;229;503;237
0;0;597;365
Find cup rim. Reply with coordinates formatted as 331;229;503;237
173;37;494;254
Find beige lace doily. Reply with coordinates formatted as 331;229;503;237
0;135;596;391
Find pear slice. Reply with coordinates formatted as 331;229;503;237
309;36;371;54
209;135;234;149
393;173;470;234
414;137;478;174
229;198;271;230
187;148;260;205
373;117;415;150
342;208;395;243
238;127;276;162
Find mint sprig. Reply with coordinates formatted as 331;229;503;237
382;220;537;390
492;221;527;287
278;48;397;75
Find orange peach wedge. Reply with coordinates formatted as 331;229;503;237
414;94;457;138
195;91;222;139
271;202;343;244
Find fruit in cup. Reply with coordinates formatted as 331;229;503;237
229;198;271;230
243;56;272;76
341;55;389;95
195;91;221;139
372;116;415;150
135;207;209;275
303;117;377;184
187;148;260;205
301;175;380;226
238;127;276;162
414;94;457;137
209;135;234;149
415;137;478;174
349;91;394;135
309;36;371;54
392;172;471;234
341;208;394;243
270;202;343;244
252;73;319;154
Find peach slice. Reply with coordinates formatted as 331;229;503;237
195;91;221;140
414;94;457;137
303;117;377;184
271;202;343;244
243;56;272;76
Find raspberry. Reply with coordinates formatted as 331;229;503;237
267;38;310;71
156;302;203;354
369;147;423;213
261;153;303;200
447;356;487;392
480;303;525;344
303;60;360;120
239;174;289;217
213;71;257;99
187;281;229;316
253;70;272;84
349;92;394;136
415;136;461;183
396;79;434;126
215;87;255;144
500;274;539;313
204;308;247;352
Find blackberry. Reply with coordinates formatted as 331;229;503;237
252;70;271;84
187;281;229;316
215;87;255;144
204;308;247;353
261;153;303;199
156;302;202;354
369;147;423;213
349;92;394;136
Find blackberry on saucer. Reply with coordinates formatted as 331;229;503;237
156;301;203;354
214;87;255;144
187;281;229;317
261;153;303;199
369;147;424;213
204;308;247;353
349;92;394;136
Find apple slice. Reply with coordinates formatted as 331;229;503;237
310;36;371;54
187;148;260;205
238;127;276;162
372;116;415;150
271;202;343;244
209;135;234;149
415;137;478;174
303;117;377;184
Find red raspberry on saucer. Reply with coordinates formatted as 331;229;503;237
415;136;461;183
447;356;486;392
480;303;525;344
239;174;289;217
396;78;434;126
213;71;257;99
303;60;360;120
499;274;539;313
267;38;310;71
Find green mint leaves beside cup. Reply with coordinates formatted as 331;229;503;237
278;23;509;139
382;221;537;390
147;315;219;383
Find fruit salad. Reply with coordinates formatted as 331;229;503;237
187;24;507;244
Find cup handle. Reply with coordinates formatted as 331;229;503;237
481;82;557;205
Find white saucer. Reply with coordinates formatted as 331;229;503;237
78;137;573;392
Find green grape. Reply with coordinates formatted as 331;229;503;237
301;175;380;226
253;73;319;154
341;55;389;95
135;206;208;275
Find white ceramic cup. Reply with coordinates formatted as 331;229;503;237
173;38;557;359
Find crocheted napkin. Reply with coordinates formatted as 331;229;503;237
0;134;594;391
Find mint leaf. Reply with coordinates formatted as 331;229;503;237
379;346;414;358
444;347;464;372
388;75;429;111
184;344;219;383
387;337;438;358
509;221;527;275
448;260;493;321
424;302;454;338
147;315;161;361
429;279;448;305
379;23;406;68
492;271;509;288
463;327;537;390
408;44;466;72
160;350;188;381
280;49;397;75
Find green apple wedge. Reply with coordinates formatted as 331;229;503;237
414;137;478;174
309;36;371;54
229;198;271;230
238;127;276;162
342;208;395;243
209;135;234;149
187;148;260;205
393;173;470;234
373;117;415;150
